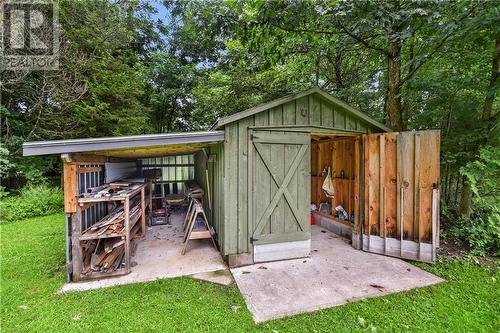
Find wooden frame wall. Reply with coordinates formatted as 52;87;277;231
362;131;440;262
311;136;361;228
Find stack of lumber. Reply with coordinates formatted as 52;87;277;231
184;180;204;198
82;238;125;275
81;204;141;238
79;182;142;199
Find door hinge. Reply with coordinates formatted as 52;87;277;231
250;133;258;141
250;236;259;243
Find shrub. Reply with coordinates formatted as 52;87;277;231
0;185;63;223
443;206;500;257
447;145;500;257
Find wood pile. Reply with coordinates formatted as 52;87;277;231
81;204;141;237
82;238;125;275
79;182;142;199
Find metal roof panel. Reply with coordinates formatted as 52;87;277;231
23;131;225;156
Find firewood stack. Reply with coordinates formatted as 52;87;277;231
80;199;142;276
82;238;126;275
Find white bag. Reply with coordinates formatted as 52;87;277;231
322;167;335;198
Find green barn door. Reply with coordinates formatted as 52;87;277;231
249;131;311;262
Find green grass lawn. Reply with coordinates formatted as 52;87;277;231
1;214;498;332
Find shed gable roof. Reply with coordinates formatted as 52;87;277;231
212;86;391;132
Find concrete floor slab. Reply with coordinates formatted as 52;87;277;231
60;212;227;293
232;225;444;323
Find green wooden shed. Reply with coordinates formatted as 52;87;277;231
23;86;441;281
206;86;440;266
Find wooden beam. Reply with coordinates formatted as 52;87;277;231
69;154;108;163
353;137;360;234
140;163;195;168
63;162;78;213
77;166;103;173
311;136;357;145
71;210;82;281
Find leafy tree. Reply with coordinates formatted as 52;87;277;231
1;0;161;189
232;0;491;131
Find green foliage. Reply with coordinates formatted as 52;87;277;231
1;0;160;190
461;146;500;205
451;145;500;256
444;208;500;257
0;185;63;223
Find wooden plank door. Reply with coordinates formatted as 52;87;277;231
362;130;440;263
249;131;311;260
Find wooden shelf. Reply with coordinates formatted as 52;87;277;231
314;211;353;228
72;183;147;281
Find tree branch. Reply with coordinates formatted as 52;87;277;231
400;5;479;85
334;20;390;56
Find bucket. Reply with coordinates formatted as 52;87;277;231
310;214;316;225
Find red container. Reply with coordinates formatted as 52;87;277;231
310;213;316;225
153;208;166;217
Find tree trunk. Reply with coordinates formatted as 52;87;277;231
386;28;404;131
482;37;499;122
459;38;499;218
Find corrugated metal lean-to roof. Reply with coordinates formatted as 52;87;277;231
22;131;225;157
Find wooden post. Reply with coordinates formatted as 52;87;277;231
64;160;81;281
140;187;146;237
71;208;82;281
63;162;78;213
124;198;130;274
379;134;385;237
353;137;360;233
400;187;404;257
431;189;439;262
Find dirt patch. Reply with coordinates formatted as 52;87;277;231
439;238;498;272
439;238;470;259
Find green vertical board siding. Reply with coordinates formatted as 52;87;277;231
237;117;253;253
250;131;311;244
269;107;285;235
284;143;299;232
295;96;309;125
334;107;345;129
223;125;239;254
220;91;382;255
215;143;225;254
347;114;356;130
210;144;223;249
321;100;334;128
309;95;321;126
253;111;271;235
283;101;296;125
297;144;310;232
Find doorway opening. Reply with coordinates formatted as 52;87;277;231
310;134;361;242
